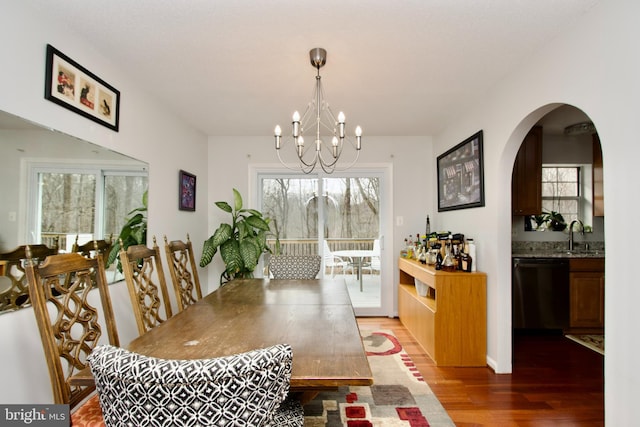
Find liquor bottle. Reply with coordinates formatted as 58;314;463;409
442;238;455;272
460;252;472;272
434;243;443;270
454;244;462;270
467;238;477;272
425;216;431;235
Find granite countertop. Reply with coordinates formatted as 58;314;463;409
512;250;604;258
512;241;605;258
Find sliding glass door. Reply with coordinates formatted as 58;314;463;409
257;167;390;315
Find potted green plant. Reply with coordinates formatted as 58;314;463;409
200;188;271;285
107;190;148;272
532;214;546;230
542;210;567;231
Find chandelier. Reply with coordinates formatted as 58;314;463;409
274;48;362;174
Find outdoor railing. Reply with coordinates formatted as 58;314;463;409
265;238;375;256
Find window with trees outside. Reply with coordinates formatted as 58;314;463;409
261;177;380;245
541;165;581;224
29;165;148;256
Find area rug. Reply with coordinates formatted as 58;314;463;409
303;329;455;426
565;334;604;355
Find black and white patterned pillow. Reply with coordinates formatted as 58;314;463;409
88;344;302;426
269;255;322;279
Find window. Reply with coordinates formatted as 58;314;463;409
259;176;380;250
27;163;147;251
541;166;581;224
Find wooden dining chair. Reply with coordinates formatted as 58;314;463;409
0;240;58;312
269;255;322;279
24;248;119;425
164;234;203;312
72;234;113;260
119;236;173;335
88;343;304;427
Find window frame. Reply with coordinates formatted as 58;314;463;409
24;159;147;246
541;164;592;225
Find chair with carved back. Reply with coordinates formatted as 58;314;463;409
65;235;114;288
0;239;58;312
72;234;113;260
164;234;203;312
119;236;173;335
24;248;119;425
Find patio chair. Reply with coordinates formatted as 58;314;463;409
323;240;352;277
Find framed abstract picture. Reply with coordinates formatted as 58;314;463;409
437;130;485;211
179;170;196;211
44;44;120;131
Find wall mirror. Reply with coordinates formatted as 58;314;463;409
0;110;148;313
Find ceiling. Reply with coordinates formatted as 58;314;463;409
22;1;600;137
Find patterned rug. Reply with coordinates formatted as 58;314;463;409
303;330;454;426
565;334;604;355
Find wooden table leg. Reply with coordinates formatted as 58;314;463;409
297;391;320;405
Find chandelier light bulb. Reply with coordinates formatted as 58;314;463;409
274;125;282;149
292;111;301;138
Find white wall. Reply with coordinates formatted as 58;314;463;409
432;0;638;424
0;3;209;404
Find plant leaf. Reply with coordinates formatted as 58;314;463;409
256;229;268;252
220;239;243;275
245;214;271;231
232;188;243;212
239;239;259;271
210;223;231;248
215;201;232;213
200;235;218;267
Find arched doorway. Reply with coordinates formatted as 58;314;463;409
511;103;605;367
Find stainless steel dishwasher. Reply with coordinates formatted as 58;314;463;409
512;257;570;330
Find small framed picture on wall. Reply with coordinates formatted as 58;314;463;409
179;170;196;211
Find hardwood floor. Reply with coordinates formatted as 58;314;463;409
357;318;604;427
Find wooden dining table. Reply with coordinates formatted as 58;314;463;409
74;278;373;402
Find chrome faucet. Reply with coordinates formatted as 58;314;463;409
569;219;584;251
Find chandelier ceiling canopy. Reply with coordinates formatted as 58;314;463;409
274;48;362;174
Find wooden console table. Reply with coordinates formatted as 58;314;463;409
398;257;487;366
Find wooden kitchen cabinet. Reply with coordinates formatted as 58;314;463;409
569;258;604;331
512;125;542;216
593;134;604;217
398;257;486;366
